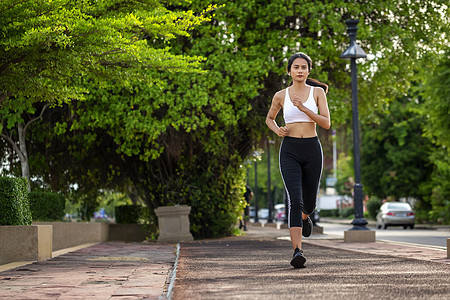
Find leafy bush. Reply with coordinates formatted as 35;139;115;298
147;151;247;239
318;209;339;218
414;200;431;224
364;211;370;220
0;177;32;225
115;205;144;224
29;192;65;221
419;149;450;224
366;197;382;220
339;207;354;218
184;160;246;239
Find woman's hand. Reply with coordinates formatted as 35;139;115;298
277;126;288;137
291;95;307;112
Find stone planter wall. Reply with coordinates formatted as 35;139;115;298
34;222;109;251
0;225;52;265
0;222;153;266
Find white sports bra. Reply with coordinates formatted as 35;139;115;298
283;86;318;123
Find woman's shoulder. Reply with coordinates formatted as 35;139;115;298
312;85;326;97
274;88;287;101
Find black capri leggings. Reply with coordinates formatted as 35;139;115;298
279;136;323;228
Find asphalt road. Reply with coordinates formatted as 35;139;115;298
253;219;449;248
319;222;449;248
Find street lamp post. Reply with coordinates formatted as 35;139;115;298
254;156;259;223
267;138;275;223
340;19;369;231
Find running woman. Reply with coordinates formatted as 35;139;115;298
265;52;331;268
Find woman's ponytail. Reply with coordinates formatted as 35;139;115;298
306;78;328;94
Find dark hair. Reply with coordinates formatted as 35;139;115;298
287;52;312;73
287;52;329;94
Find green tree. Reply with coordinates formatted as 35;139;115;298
361;94;433;200
419;52;450;149
416;53;450;224
361;53;449;224
0;0;213;188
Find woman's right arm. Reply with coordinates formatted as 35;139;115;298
265;91;288;137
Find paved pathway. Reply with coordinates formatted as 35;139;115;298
173;226;450;299
0;225;449;299
0;242;176;299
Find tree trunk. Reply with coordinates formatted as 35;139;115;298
18;123;31;192
1;105;49;192
127;185;142;205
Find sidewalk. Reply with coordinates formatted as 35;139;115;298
0;226;449;299
173;226;449;299
0;242;177;299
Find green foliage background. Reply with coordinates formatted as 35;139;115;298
361;52;449;224
29;191;65;221
0;0;448;234
115;205;145;224
361;95;433;201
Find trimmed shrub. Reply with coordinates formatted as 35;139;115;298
366;197;382;220
0;177;32;225
339;207;355;218
318;209;339;218
29;192;66;221
115;205;143;224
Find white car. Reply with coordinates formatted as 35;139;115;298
257;208;269;219
376;202;415;229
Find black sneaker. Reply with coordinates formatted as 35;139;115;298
290;248;306;268
302;216;313;237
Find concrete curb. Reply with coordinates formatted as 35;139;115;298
165;243;180;300
319;217;450;231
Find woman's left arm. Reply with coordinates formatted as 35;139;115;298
292;87;331;129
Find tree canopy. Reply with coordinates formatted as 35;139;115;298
360;51;450;223
1;0;449;234
0;0;214;134
0;0;216;190
419;51;450;149
361;94;433;200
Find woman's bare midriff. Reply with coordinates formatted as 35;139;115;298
286;122;317;138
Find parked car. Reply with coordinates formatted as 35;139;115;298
249;206;255;218
272;204;320;223
376;202;415;229
258;208;269;219
274;204;286;222
312;210;320;223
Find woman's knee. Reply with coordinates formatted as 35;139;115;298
302;200;316;216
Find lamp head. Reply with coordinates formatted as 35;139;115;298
340;19;367;59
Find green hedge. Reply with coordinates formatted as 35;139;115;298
339;207;355;218
366;197;382;220
115;205;144;224
318;209;339;218
0;177;32;225
29;192;66;221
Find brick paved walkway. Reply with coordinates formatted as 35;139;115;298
0;242;176;299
